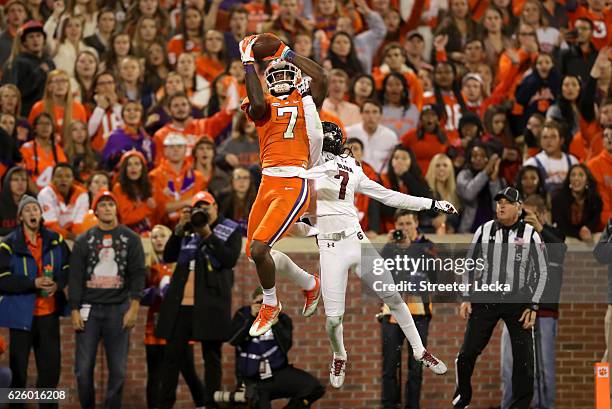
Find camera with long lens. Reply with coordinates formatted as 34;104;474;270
392;229;405;242
190;207;209;228
213;382;256;407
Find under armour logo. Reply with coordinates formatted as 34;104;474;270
327;242;335;247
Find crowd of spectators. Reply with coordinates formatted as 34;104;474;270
0;0;611;407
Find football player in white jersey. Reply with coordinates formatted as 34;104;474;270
303;122;458;388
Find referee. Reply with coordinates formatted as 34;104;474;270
452;187;548;409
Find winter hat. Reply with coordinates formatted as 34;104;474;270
17;194;41;216
92;189;118;210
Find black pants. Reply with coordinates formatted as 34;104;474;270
9;314;60;409
381;315;430;409
453;303;534;409
146;345;205;408
158;306;222;409
246;366;325;409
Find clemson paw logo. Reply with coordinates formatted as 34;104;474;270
598;366;609;378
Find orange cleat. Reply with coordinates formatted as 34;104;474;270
249;302;282;337
302;275;321;317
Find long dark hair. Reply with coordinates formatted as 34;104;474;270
515;165;547;199
348;73;377;105
118;153;152;201
557;75;582;133
32;112;58;176
385;145;425;191
226;167;256;221
380;72;410;113
327;31;364;78
465;140;490;172
180;5;204;44
560;163;600;204
433;61;467;122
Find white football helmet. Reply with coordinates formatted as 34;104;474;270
264;59;301;96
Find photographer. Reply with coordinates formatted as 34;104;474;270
156;191;242;409
228;287;325;409
595;217;612;364
379;209;436;409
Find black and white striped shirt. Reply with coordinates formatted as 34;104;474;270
463;219;548;305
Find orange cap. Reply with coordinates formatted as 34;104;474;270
92;189;118;210
191;191;215;207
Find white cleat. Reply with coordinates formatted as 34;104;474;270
417;349;447;375
329;354;347;388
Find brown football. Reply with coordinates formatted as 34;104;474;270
252;33;282;61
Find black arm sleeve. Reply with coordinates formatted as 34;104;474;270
126;233;146;300
163;233;183;263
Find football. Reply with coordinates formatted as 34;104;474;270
252;33;282;61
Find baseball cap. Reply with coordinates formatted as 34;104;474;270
92;189;118;210
163;133;187;146
494;187;522;203
20;21;46;41
191;191;215;207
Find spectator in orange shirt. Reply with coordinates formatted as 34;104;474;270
112;151;156;234
143;224;206;409
88;71;124;152
73;170;110;235
153;92;235;164
588;126;612;229
424;60;468;138
20;112;68;192
28;69;88;137
401;105;456;176
149;133;205;226
167;6;204;65
195;29;228;83
568;0;612;50
37;163;89;240
0;194;70;402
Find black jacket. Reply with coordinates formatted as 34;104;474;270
551;190;603;240
594;219;612;304
155;216;241;341
538;224;566;313
560;43;598;85
3;52;55;116
0;167;29;237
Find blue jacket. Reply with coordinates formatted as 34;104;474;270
0;226;70;330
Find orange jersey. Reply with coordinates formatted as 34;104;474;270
167;34;202;65
569;6;612;50
401;129;458;175
195;55;226;83
587;150;612;229
241;91;310;169
423;91;462;135
20;140;68;189
149;160;205;223
28;100;88;136
153;111;233;165
112;183;155;233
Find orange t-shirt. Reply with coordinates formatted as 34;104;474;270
241;91;310;169
167;34;202;65
112;183;155;232
569;6;612;50
587;150;612;229
25;230;55;317
423;92;462;138
401;129;458;175
195;55;226;83
20;140;68;189
149;160;205;223
28;101;88;135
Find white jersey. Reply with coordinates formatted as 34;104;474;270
305;153;433;233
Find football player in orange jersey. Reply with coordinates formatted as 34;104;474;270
240;34;328;336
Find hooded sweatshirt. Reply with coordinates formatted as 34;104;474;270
0;167;29;236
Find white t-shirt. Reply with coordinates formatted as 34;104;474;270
524;151;578;191
346;123;398;173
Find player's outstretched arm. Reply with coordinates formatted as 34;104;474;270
296;77;324;168
356;171;458;214
240;35;267;121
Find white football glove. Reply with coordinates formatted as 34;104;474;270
239;35;258;65
296;76;312;97
432;200;458;214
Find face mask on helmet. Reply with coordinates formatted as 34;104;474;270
322;121;344;156
265;59;301;96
